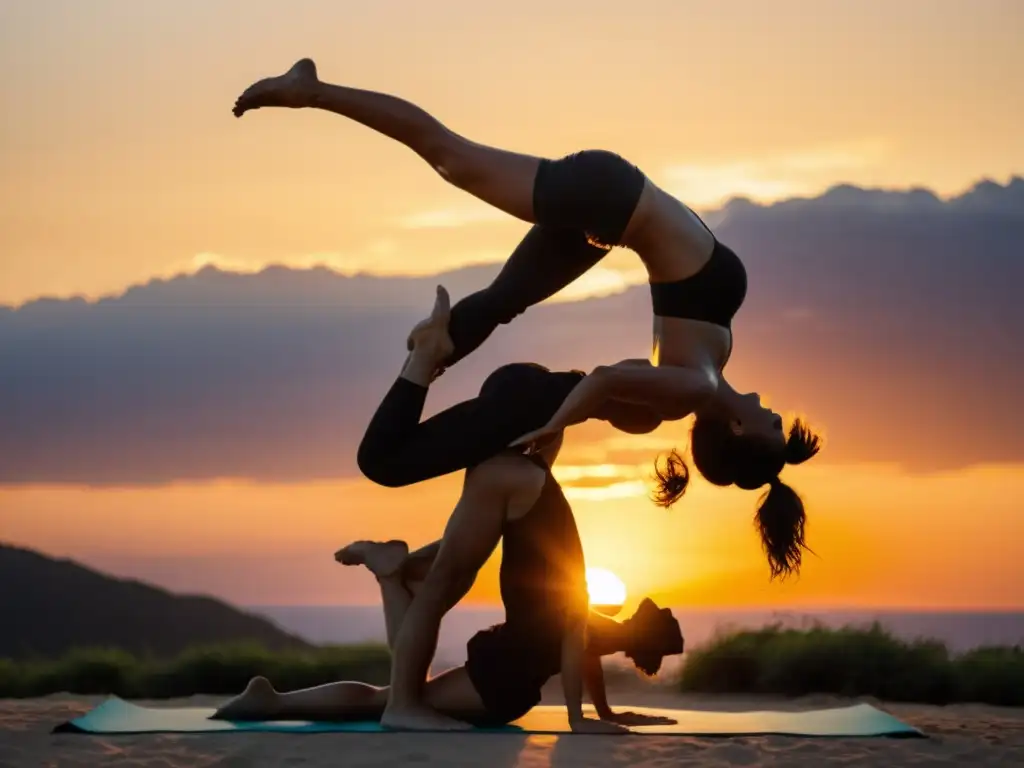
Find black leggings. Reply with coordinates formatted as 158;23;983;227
356;379;509;487
357;369;584;487
357;150;645;487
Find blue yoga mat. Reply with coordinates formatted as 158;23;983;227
53;697;922;738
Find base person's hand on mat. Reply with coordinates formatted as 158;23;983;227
602;710;677;726
569;716;630;735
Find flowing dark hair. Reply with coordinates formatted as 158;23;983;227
650;449;690;507
651;418;823;579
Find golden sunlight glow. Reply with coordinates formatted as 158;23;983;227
6;461;1024;608
552;462;650;502
585;567;627;607
2;3;1022;306
661;141;889;209
4;1;1024;619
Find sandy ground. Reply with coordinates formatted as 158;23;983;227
2;684;1023;767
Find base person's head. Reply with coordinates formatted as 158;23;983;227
622;598;684;676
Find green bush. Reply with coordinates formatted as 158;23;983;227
0;643;391;699
6;628;1023;707
679;622;1024;706
953;645;1024;707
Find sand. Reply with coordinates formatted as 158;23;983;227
3;685;1023;767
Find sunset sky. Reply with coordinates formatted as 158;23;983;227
2;0;1023;611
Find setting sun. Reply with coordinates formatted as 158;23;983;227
585;567;627;608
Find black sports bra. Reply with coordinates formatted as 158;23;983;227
648;209;748;329
649;241;747;328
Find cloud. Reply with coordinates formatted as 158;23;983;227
562;481;650;501
546;266;643;303
397;204;510;229
157;243;404;281
663;140;890;209
552;463;651;501
152;243;523;298
2;177;1023;486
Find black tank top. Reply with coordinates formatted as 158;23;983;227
498;454;587;639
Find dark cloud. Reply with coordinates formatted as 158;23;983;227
2;178;1022;485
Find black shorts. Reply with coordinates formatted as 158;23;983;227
464;624;560;726
533;150;646;249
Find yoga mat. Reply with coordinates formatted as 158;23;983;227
54;697;922;738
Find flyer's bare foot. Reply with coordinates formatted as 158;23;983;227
380;704;472;732
212;676;279;721
335;540;409;578
233;58;320;117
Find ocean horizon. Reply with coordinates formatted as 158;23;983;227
251;606;1024;675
